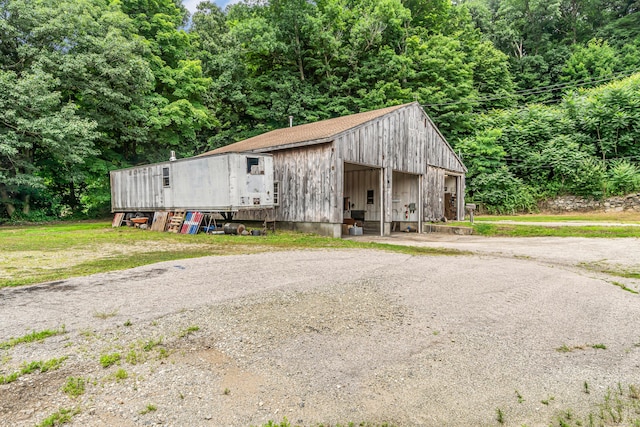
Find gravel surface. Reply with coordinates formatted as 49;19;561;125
1;234;640;426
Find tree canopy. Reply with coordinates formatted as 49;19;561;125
0;0;639;219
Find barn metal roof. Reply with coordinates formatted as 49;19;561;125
200;103;412;155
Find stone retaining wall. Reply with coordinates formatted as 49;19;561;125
540;194;640;212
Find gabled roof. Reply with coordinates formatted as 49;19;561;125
200;103;412;156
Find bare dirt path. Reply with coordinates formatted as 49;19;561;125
1;235;640;427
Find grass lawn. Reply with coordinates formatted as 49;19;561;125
445;211;640;237
472;211;640;223
467;222;640;238
0;221;463;288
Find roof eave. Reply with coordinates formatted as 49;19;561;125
250;137;334;153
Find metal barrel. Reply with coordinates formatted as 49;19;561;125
223;223;246;235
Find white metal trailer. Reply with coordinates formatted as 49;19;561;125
110;152;275;213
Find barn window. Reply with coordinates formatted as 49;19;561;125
247;157;262;174
162;167;170;187
273;182;279;205
367;189;374;204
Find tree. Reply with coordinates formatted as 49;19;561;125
120;0;215;160
0;69;97;217
561;39;619;83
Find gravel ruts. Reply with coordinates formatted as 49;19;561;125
1;235;640;426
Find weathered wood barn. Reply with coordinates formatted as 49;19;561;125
201;102;466;237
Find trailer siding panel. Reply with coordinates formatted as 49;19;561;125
110;153;274;212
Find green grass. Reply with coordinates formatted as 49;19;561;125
0;221;466;288
611;281;639;294
469;222;640;238
0;326;66;350
556;343;608;353
0;357;67;384
548;383;640;426
35;407;80;427
139;404;157;415
99;353;121;368
472;213;640;223
143;337;163;352
579;262;640;283
62;377;85;398
93;310;118;320
125;349;143;365
178;326;200;338
114;368;128;380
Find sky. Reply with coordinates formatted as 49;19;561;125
182;0;239;14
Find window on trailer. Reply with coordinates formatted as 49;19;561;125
162;167;170;187
247;157;260;174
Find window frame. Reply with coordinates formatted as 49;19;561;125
273;181;279;206
162;167;170;188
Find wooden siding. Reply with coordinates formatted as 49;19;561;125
425;166;445;221
331;103;464;223
334;103;464;174
272;143;337;223
392;171;420;222
252;103;465;228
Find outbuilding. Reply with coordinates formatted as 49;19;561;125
201;102;466;237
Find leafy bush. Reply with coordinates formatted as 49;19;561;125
607;159;640;196
470;168;538;214
567;158;607;198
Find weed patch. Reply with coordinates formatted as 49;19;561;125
143;338;162;352
99;353;121;368
178;326;200;338
125;349;143;365
35;407;80;427
139;404;157;415
0;357;67;384
0;326;66;350
93;310;118;320
541;396;555;405
549;383;640;426
62;377;85;398
579;262;640;283
114;368;128;380
556;343;607;353
611;281;639;294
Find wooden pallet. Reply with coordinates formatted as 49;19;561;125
150;211;169;232
112;213;125;227
167;211;186;233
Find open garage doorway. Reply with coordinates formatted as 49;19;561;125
392;171;422;232
343;163;383;236
444;174;461;221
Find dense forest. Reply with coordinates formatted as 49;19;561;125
0;0;639;220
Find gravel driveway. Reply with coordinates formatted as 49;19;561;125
1;234;640;426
